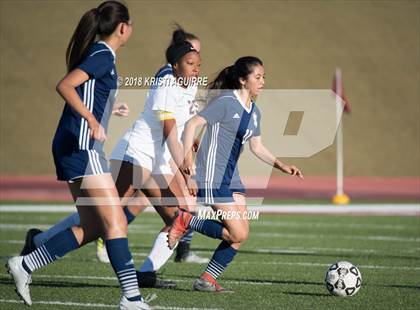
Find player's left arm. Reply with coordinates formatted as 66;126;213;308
249;136;304;178
112;102;129;117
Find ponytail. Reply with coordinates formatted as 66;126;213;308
207;65;237;90
66;1;129;72
170;23;199;46
66;8;99;72
207;56;263;101
208;57;263;91
165;24;199;64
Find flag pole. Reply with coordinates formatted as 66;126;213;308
332;68;350;205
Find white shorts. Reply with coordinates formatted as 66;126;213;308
110;136;173;175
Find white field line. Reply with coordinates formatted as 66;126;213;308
0;223;161;230
250;232;420;243
251;221;419;231
235;261;420;271
254;246;417;255
2;220;419;232
246;204;420;216
2;239;418;256
0;240;24;244
0;224;160;235
0;299;222;310
0;204;419;215
187;247;418;255
1;223;418;243
255;247;370;254
1;216;418;232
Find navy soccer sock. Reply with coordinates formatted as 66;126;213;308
189;217;224;239
22;228;79;274
123;207;136;224
205;240;237;280
106;238;141;301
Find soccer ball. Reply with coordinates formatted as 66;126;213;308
325;261;362;297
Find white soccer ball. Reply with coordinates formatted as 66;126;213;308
325;261;362;297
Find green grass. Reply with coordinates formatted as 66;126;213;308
0;211;419;309
1;199;418;205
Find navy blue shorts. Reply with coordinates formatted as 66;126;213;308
53;148;110;181
197;182;246;205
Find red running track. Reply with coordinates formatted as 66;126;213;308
0;175;418;202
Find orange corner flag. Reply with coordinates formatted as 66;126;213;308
332;68;351;113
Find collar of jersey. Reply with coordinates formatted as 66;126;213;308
97;40;116;59
233;90;253;113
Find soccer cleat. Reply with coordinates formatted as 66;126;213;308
96;237;110;263
175;252;209;264
167;210;192;250
119;295;151;310
6;256;32;305
193;272;233;293
136;271;176;289
20;228;42;256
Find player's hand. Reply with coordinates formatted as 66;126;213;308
182;156;196;176
112;102;129;117
280;164;304;179
88;117;107;142
186;178;198;197
192;138;200;153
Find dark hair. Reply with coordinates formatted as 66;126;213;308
170;23;199;45
208;56;263;91
165;24;199;64
66;1;130;72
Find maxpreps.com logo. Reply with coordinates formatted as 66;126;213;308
197;209;260;220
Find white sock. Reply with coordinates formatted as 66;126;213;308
33;212;80;247
139;232;173;272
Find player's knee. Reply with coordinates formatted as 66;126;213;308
229;229;249;244
71;226;84;244
128;205;143;216
104;222;128;238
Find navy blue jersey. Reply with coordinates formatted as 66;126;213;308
155;63;172;79
52;41;117;181
54;41;117;151
195;90;261;203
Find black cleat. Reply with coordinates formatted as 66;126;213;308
20;228;42;255
174;240;190;262
136;271;177;289
175;241;209;263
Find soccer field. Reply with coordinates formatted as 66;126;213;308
1;210;419;309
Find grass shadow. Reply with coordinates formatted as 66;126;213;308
190;247;419;261
384;284;420;290
165;273;322;286
284;291;330;297
0;278;119;289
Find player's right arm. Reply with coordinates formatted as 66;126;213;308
56;69;106;142
160;114;199;196
182;115;207;196
182;115;207;176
